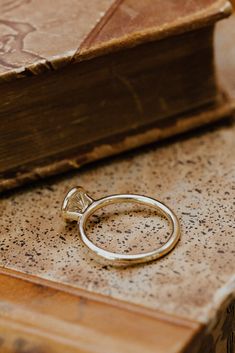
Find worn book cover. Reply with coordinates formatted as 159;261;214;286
0;0;233;192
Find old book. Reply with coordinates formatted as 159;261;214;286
0;13;234;353
0;0;233;192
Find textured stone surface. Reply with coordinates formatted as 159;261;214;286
0;121;234;323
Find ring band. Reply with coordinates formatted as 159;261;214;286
62;186;180;266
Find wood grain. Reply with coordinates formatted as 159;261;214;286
0;272;200;353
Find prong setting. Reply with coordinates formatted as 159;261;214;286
61;186;93;222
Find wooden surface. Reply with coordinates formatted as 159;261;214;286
0;271;201;353
0;269;234;353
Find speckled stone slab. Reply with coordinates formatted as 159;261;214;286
0;121;234;323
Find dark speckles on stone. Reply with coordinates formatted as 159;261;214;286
59;236;66;242
0;122;234;322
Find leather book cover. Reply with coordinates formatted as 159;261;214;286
0;0;231;76
0;0;234;193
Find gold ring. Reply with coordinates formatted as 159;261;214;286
61;186;180;266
